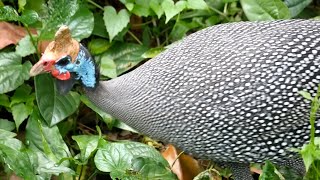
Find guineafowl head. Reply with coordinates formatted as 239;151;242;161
29;26;99;94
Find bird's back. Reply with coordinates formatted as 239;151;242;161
88;20;320;166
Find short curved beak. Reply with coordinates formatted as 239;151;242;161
29;58;55;77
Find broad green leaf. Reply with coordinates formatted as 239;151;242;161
0;54;31;94
150;0;164;18
260;160;281;180
240;0;291;21
120;0;152;17
284;0;312;18
94;140;170;179
99;42;148;76
0;144;36;179
12;103;33;130
170;20;200;41
187;0;208;10
100;55;117;78
92;13;108;38
30;149;74;176
0;128;17;138
142;47;165;58
103;6;130;41
35;74;80;126
39;0;79;40
80;95;115;129
131;157;177;179
10;84;33;106
20;10;39;25
161;0;187;23
67;6;94;41
0;119;15;131
72;135;100;164
88;38;112;55
299;91;313;101
26;110;71;166
0;94;10;107
300;143;317;172
16;35;36;57
0;6;19;21
18;0;26;12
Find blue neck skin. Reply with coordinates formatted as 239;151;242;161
54;44;97;88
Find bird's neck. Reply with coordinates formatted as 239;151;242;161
74;44;99;89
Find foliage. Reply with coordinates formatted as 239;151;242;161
0;0;319;179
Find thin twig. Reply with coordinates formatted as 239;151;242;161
87;0;104;10
128;31;143;45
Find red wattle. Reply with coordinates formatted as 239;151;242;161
52;70;71;80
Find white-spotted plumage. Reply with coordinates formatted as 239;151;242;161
86;20;320;179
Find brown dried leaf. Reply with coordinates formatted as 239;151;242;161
0;22;32;49
162;144;203;180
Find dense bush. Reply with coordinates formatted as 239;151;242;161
0;0;319;179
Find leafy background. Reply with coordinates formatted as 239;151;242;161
0;0;320;179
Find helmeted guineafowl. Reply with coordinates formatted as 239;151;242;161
30;19;320;179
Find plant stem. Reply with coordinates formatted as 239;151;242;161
128;31;143;45
310;85;320;145
24;25;40;59
78;165;83;180
152;18;160;46
87;0;104;10
87;170;98;180
170;151;184;169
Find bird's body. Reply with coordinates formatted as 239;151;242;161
30;20;320;179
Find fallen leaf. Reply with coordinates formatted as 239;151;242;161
162;144;203;180
0;22;36;49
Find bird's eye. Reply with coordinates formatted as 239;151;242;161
56;55;71;66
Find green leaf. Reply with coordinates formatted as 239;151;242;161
240;0;291;21
161;0;187;23
131;157;177;179
20;10;39;25
34;74;80;126
39;0;79;40
260;160;281;180
31;149;74;176
120;0;152;17
0;94;10;107
72;135;100;164
103;6;130;41
12;103;33;130
0;137;37;179
187;0;208;10
150;0;164;18
0;6;19;21
170;20;200;41
100;54;117;78
299;91;313;101
88;38;112;55
92;13;108;38
141;47;165;58
0;119;15;131
0;52;31;94
99;42;148;76
16;35;36;57
26;110;71;166
0;125;16;136
284;0;311;18
10;84;33;106
94;140;170;178
67;6;94;41
300;143;317;172
80;95;115;129
18;0;26;12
